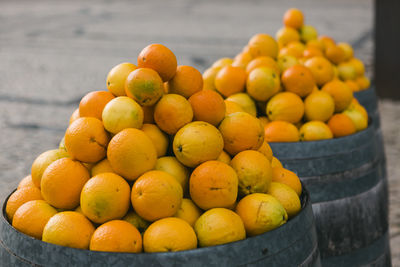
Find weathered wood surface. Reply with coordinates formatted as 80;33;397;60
1;0;398;264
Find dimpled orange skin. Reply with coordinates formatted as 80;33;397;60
281;65;316;97
327;113;356;138
154;94;193;135
218;112;264;156
90;220;143;253
188;90;226;126
246;56;281;75
321;80;354;112
42;211;95;250
125;68;164;106
189;160;238;210
264;121;300;142
214;66;247;98
107;128;157;181
131;170;183;222
80;173;131;224
41;158;90;209
79;91;115;121
304;56;335;86
137;44;177;82
17;175;36;189
167;65;203;98
65;117;110;163
12;200;57;239
283;8;304;29
247;34;279;59
143;217;197;252
6;187;43;222
266;92;305;124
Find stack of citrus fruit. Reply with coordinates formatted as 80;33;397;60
6;43;305;253
204;8;370;142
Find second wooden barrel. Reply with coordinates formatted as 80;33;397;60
270;122;391;266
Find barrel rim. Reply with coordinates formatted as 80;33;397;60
1;185;313;259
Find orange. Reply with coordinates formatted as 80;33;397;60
91;159;114;177
325;45;346;65
107;128;157;181
230;150;272;196
131;170;183;221
167;65;203;98
356;76;371;90
123;211;151;234
235;193;287;236
299;25;318;42
31;149;69;188
327;113;356;138
225;93;257;117
259;116;270;128
319;35;336;51
304;56;334;86
246;56;280;75
106;62;137;96
278;42;305;59
155;156;190;194
12;200;57;239
304;90;335;121
79;91;115;120
267;182;301;218
90;220;142;253
80;172;130;223
41;158;89;209
17;175;35;189
173;121;224;168
277;55;299;72
338;42;354;61
215;66;246;97
212;58;233;69
232;52;253;69
246;67;280;101
257;140;273;160
306;39;324;51
217;150;231;165
276;27;300;47
65;117;110;163
343;103;368;131
188;89;226;126
203;67;221;91
224;100;245;115
281;65;315;97
42;211;95;249
272;168;302;196
141;123;169;157
137;43;177;82
337;62;357;80
348;58;365;76
190;161;238;210
321;80;353;112
299;121;333;141
266;92;305;123
194;208;245;247
143;217;197;252
6;187;43;221
69;108;80;125
271;157;284;169
303;47;324;59
219;112;264;155
264;121;300;142
247;33;279;59
283;8;304;29
154;94;193;135
174;198;202;227
142;105;155;124
345;80;361;92
102;96;144;134
125;68;164;106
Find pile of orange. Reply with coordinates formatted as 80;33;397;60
6;43;304;253
204;8;369;142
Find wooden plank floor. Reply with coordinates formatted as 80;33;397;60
2;0;399;264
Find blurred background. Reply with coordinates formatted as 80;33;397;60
0;0;398;263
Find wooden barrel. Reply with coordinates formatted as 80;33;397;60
270;121;391;266
0;187;321;267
